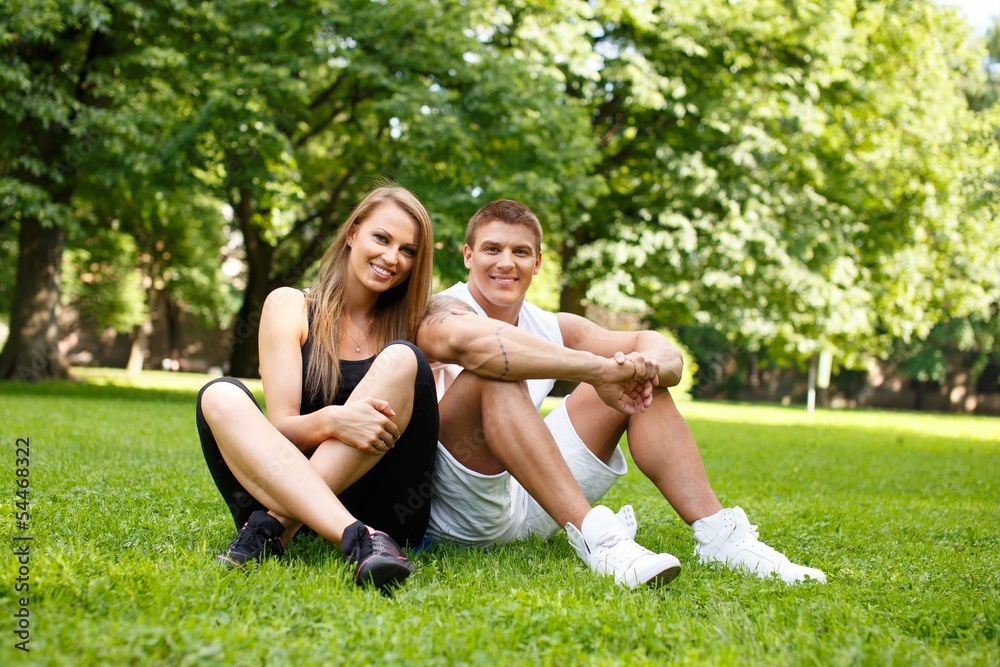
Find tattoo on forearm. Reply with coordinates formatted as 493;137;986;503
495;325;510;380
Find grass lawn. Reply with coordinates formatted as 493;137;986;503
1;368;998;666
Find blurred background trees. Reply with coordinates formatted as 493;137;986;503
2;0;998;411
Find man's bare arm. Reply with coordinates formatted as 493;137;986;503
557;311;683;388
415;295;479;365
416;294;648;398
420;295;476;328
416;294;654;413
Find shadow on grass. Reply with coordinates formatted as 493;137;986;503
0;371;264;406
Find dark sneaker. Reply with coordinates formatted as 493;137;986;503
342;521;414;591
215;510;285;568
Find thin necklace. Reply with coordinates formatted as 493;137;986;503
344;316;373;354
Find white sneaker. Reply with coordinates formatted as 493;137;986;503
566;506;681;588
692;507;827;584
614;505;639;539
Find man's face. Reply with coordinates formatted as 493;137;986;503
464;220;541;316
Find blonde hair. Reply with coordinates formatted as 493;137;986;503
304;184;434;405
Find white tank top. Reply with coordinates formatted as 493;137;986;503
431;282;563;410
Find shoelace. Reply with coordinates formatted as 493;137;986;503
370;532;405;560
731;522;783;560
231;524;275;553
594;531;654;566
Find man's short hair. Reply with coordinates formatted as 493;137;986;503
465;200;543;253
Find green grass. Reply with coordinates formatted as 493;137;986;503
1;370;998;666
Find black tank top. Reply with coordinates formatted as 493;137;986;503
299;294;375;415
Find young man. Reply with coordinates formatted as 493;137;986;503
416;199;826;588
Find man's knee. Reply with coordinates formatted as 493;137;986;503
479;376;532;403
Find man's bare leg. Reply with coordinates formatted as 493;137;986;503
439;371;592;529
439;372;682;587
565;383;722;524
565;382;825;583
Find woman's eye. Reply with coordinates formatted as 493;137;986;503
374;233;388;243
401;247;416;257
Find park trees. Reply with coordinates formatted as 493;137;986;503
1;1;116;379
885;13;1000;407
2;0;996;407
0;0;208;379
174;0;598;376
537;0;998;381
1;0;597;378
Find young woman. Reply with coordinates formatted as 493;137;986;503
196;184;438;591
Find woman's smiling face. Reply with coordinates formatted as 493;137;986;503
346;202;420;294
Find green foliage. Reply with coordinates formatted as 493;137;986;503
3;0;999;392
62;230;146;333
151;0;593;284
109;184;241;329
895;305;1000;385
553;0;1000;370
0;221;16;314
658;327;698;401
1;374;998;664
0;0;237;373
1;0;191;228
523;250;563;312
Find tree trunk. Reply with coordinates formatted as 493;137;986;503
558;223;590;316
126;322;149;375
0;216;69;380
227;188;276;378
227;272;273;378
164;294;183;371
126;286;161;375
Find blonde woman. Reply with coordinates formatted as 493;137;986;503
196;184;437;591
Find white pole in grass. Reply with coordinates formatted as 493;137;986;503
808;349;833;413
807;355;817;413
816;350;833;402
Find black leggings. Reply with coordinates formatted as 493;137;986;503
196;340;438;548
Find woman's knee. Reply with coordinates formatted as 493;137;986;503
374;340;428;380
198;378;255;423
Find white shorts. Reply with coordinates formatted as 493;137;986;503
427;397;627;546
